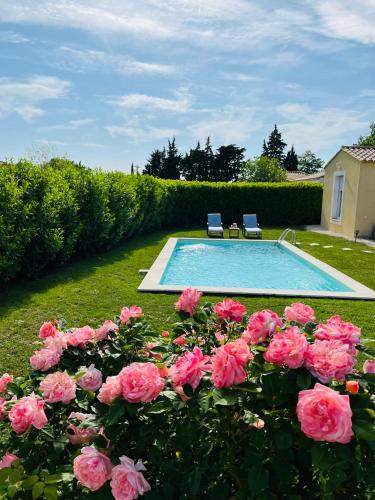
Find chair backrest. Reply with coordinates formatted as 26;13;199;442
243;214;258;227
207;213;222;226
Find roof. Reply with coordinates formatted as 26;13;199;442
342;146;375;162
286;170;324;181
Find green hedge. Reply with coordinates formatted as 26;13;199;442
0;159;323;282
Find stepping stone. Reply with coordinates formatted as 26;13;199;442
309;243;319;246
342;248;352;251
323;245;333;248
362;250;373;254
295;242;302;245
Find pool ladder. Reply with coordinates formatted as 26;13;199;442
276;228;296;246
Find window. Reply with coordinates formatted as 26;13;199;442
331;172;345;222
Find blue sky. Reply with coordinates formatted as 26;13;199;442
0;0;374;172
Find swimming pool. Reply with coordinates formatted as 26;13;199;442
138;238;375;299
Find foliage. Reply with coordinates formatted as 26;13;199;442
298;150;324;174
143;149;166;178
283;146;299;172
0;295;374;499
356;122;375;147
240;156;287;182
262;124;287;162
211;144;246;182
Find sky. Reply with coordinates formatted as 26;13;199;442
0;0;374;172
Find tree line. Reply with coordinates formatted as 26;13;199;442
142;125;324;182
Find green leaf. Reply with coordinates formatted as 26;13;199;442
247;466;269;496
296;371;312;390
198;389;212;414
106;399;126;426
44;474;62;485
22;475;39;490
311;445;334;471
6;485;18;499
32;481;45;499
353;420;375;441
44;485;58;500
146;400;169;414
275;431;293;450
212;389;238;406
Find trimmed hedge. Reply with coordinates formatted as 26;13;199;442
0;159;323;282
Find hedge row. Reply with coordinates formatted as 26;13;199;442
0;159;323;282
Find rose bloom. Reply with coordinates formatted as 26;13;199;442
120;306;143;324
243;310;283;344
77;364;103;392
212;339;253;389
363;360;375;374
111;455;151;500
39;372;76;403
30;347;61;372
39;321;58;340
0;453;18;469
67;326;95;348
94;320;119;341
119;362;164;404
314;315;361;350
346;380;359;394
43;331;68;353
169;347;211;394
73;446;112;492
175;287;202;316
161;331;170;338
65;412;98;445
173;335;187;347
215;332;228;345
98;375;122;405
297;383;353;444
214;299;247;322
8;392;47;433
0;373;13;393
304;339;356;383
284;303;316;325
0;398;8;420
264;327;309;369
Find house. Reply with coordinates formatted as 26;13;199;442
321;146;375;239
286;171;325;183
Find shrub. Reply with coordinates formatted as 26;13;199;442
0;293;374;499
239;156;288;182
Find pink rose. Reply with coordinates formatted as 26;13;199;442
77;365;103;392
212;339;253;389
314;315;361;349
119;362;164;403
175;287;202;316
98;375;122;405
215;332;228;344
243;310;283;344
161;331;170;338
8;393;47;433
111;455;151;500
0;398;8;420
346;380;359;394
0;373;13;393
65;412;98;445
73;446;112;491
214;299;247;322
30;347;61;372
363;360;375;374
173;335;187;347
43;331;68;353
39;321;58;340
67;326;95;348
297;383;353;444
284;303;316;324
304;339;356;383
169;347;211;395
39;372;76;403
120;306;143;324
264;326;309;369
95;320;119;341
0;453;18;469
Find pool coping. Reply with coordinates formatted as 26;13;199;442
138;238;375;300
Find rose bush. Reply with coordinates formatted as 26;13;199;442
0;290;374;499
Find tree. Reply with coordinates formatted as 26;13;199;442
143;148;166;177
239;156;287;182
211;144;246;182
356;122;375;146
161;138;181;179
181;141;207;181
262;124;287;162
283;146;298;171
298;150;324;174
131;162;134;175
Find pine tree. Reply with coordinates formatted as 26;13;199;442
143;148;166;177
262;124;287;162
212;144;246;182
283;146;298;171
130;162;134;175
161;138;181;179
181;141;205;181
203;137;214;181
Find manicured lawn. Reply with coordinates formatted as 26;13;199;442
0;227;374;375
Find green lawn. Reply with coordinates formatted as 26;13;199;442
0;227;374;376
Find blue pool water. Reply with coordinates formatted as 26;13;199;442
160;240;352;292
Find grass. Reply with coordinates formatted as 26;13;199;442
0;227;374;376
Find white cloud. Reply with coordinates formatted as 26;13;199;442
38;118;96;131
222;72;266;82
0;75;71;121
0;30;29;43
55;46;176;75
106;123;180;143
109;88;193;113
276;102;368;152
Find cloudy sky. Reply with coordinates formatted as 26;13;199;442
0;0;374;171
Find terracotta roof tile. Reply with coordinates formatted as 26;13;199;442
342;146;375;162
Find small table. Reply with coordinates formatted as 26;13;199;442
228;226;240;238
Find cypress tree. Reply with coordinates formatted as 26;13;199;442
262;124;287;162
143;148;166;177
161;138;181;179
283;146;298;171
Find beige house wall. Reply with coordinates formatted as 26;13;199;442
321;150;361;239
355;163;375;238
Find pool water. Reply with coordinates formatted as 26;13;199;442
160;240;352;292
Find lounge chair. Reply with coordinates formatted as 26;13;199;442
207;213;224;238
242;214;262;239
